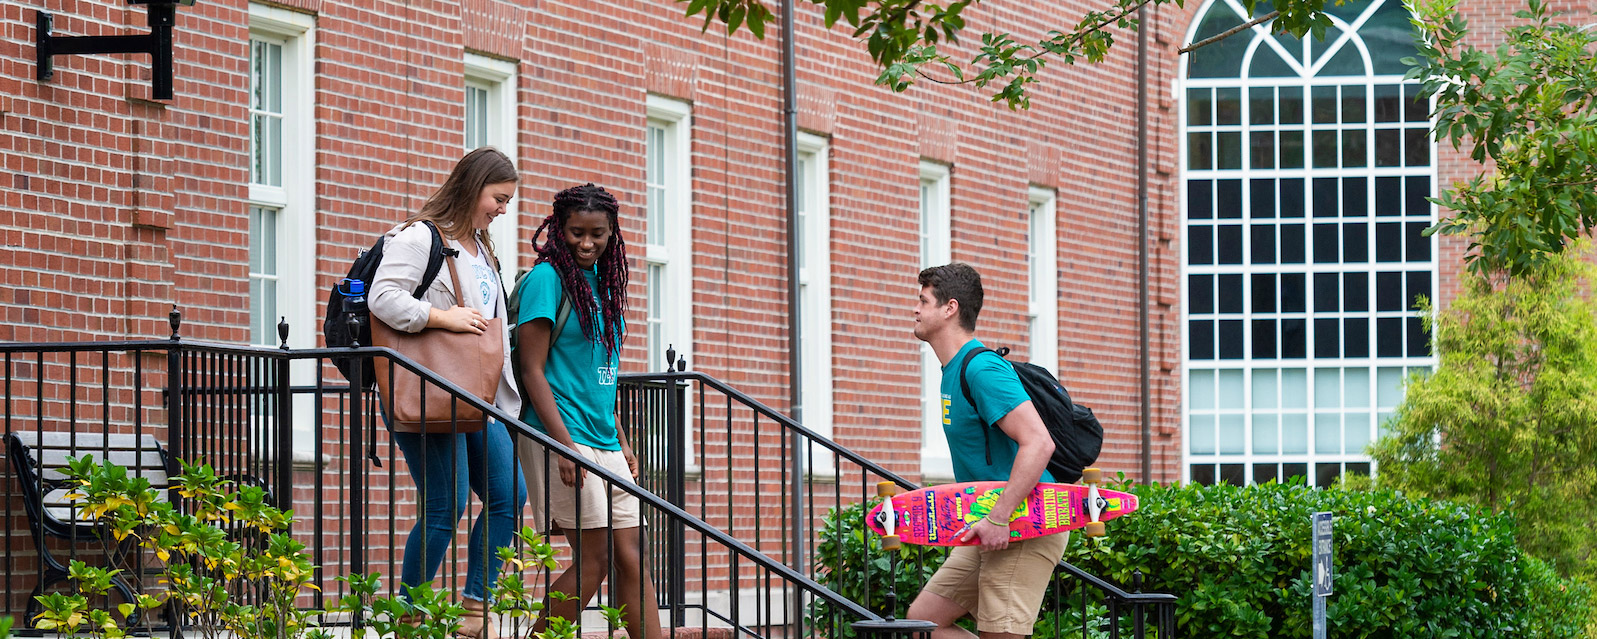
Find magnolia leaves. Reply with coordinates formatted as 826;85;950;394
675;0;1342;109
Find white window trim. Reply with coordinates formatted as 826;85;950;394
464;54;519;285
919;161;953;482
797;133;835;472
1176;0;1440;487
1028;187;1059;377
646;95;694;371
249;3;316;460
249;4;314;350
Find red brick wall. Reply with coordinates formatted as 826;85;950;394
7;0;1581;622
7;0;1569;502
2;0;1200;486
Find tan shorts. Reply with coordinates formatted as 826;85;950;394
922;532;1070;636
518;439;642;532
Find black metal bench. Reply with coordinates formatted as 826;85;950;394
6;430;174;624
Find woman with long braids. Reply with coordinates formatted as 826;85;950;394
514;184;660;639
368;147;527;639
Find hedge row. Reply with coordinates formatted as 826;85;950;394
1068;479;1593;637
812;480;1595;638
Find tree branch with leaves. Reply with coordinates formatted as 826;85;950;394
679;0;1338;109
1409;0;1597;276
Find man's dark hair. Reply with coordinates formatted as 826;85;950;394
918;263;983;332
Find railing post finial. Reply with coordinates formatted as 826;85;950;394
169;305;181;340
278;316;290;349
1133;570;1144;593
665;344;676;372
676;355;687;372
347;314;363;348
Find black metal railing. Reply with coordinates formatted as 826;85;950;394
617;370;1178;639
0;313;1172;639
1;317;936;639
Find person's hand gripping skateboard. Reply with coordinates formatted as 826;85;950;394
959;511;1013;550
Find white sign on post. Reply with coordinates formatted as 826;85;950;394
1312;512;1333;639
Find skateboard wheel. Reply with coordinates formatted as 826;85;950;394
881;535;901;551
1081;468;1103;485
1084;521;1107;537
877;481;901;497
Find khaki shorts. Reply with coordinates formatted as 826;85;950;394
518;439;642;532
922;532;1070;636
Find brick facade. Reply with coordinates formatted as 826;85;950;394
0;0;1562;490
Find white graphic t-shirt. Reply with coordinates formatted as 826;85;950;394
453;238;500;320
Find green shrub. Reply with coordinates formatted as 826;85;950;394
811;480;1595;638
1069;480;1594;638
42;456;329;639
808;497;948;627
808;498;1134;639
1372;243;1597;587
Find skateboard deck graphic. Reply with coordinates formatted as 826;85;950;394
865;480;1138;547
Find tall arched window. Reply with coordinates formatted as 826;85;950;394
1181;0;1437;487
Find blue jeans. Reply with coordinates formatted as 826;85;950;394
392;420;528;601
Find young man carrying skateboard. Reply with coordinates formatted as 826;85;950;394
906;263;1067;639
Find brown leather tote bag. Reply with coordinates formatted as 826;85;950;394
371;254;503;434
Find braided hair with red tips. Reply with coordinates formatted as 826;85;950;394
531;184;629;358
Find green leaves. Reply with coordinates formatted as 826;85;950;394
679;0;778;37
47;455;325;639
1408;0;1597;276
812;480;1596;636
678;0;1337;108
1373;244;1597;590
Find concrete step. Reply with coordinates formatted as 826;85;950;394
580;627;735;639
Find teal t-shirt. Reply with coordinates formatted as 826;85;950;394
940;339;1056;484
515;263;622;451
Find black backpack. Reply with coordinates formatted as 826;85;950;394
323;221;452;388
957;346;1103;483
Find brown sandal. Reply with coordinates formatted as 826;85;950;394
457;598;494;639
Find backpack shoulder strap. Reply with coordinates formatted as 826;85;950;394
551;294;572;352
957;347;995;426
411;220;457;299
957;346;1013;466
957;346;1013;423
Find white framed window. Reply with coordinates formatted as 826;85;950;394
249;4;314;350
1027;187;1059;376
796;133;834;451
249;4;316;458
464;54;519;285
1180;0;1437;487
645;96;693;372
918;161;953;481
248;205;279;346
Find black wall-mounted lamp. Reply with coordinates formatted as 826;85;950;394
36;0;196;100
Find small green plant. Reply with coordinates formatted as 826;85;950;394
326;576;465;639
489;526;625;639
330;526;623;639
806;494;948;635
41;455;328;639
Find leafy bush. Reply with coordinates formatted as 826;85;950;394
1372;243;1597;586
40;456;326;639
1069;480;1594;638
43;456;617;639
808;497;948;628
811;480;1595;638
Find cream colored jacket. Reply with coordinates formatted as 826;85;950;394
368;221;521;418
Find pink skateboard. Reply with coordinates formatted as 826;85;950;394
865;469;1138;547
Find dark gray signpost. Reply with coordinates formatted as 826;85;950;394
1312;511;1333;639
